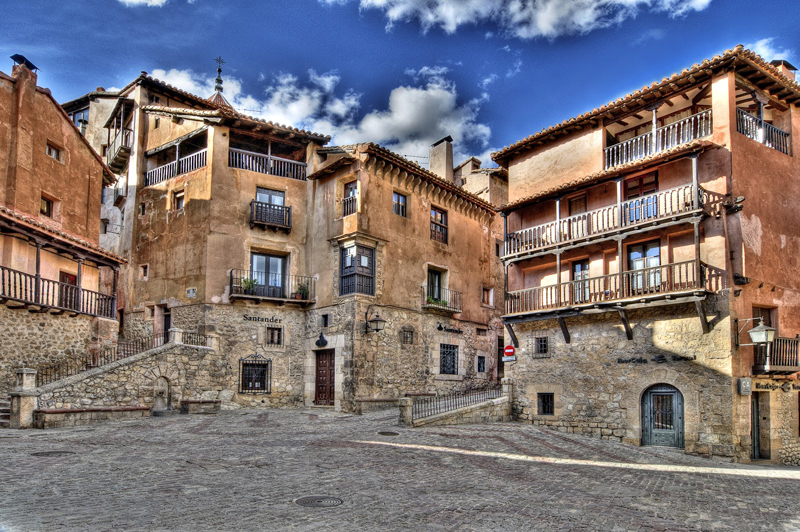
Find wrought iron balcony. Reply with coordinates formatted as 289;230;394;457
250;200;291;232
107;128;133;172
504;184;701;261
422;286;462;313
145;149;207;186
229;148;307;180
230;269;315;303
0;264;115;319
505;260;706;317
604;109;712;169
753;337;800;375
736;108;790;154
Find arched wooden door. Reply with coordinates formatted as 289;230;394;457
642;384;684;448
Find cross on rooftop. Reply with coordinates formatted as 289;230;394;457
214;56;225;68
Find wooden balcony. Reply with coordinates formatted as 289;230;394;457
0;264;115;319
422;286;462;313
736;108;790;154
604;109;712;169
753;337;800;375
145;149;207;187
229;148;307;180
505;260;707;320
504;184;702;262
250;200;291;233
229;269;315;305
107;128;133;173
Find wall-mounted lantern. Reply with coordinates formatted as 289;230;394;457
365;309;387;334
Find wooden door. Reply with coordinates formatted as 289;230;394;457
315;350;335;406
59;272;78;310
642;384;684;448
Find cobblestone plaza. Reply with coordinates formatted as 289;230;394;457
2;410;799;531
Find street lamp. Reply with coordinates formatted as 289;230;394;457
737;317;777;346
365;309;387;334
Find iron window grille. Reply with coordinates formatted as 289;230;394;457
239;355;272;394
266;327;283;346
538;393;554;415
393;192;407;217
440;343;458;375
401;328;414;345
527;334;550;358
477;355;486;373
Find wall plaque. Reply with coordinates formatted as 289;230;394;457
738;377;752;396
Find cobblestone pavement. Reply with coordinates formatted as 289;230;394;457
1;409;800;532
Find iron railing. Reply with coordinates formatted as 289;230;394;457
736;108;790;155
230;269;316;301
229;148;307;180
145;149;207;186
422;286;463;313
342;196;357;216
504;183;700;259
0;264;115;319
604;109;712;169
34;331;210;387
107;128;133;168
506;260;704;315
250;200;291;230
412;384;502;420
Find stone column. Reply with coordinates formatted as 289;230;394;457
398;397;413;427
10;368;39;429
169;328;184;344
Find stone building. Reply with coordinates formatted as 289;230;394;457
493;46;800;464
62;67;506;413
0;57;124;399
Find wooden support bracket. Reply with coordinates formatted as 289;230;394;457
557;317;571;344
695;300;711;334
504;323;519;348
618;309;633;340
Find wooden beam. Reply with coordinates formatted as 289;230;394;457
632;113;643;120
557;317;571;344
618;309;633;340
663;99;674;107
504;323;519;348
692;84;712;104
695;301;710;334
680;93;690;101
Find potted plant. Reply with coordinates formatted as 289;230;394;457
297;281;310;300
240;277;257;295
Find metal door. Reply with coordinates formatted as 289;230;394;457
751;392;761;459
315;350;335;406
642;384;684;448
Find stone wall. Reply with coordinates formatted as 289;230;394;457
123;308;153;338
37;344;227;410
33;407;150;429
508;297;737;458
0;305;118;395
776;387;800;466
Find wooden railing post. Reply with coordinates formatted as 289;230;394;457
34;242;42;305
690;154;699;211
555;198;561;243
76;258;84;313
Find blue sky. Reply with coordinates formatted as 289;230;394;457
1;0;798;165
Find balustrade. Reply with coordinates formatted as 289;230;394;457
145;149;207;186
736;108;790;154
229;148;307;180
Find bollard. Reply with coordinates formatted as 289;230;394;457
398;397;413;427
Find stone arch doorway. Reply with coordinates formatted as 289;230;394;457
641;383;684;448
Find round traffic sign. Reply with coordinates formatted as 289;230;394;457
504;345;515;356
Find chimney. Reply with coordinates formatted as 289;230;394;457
770;59;797;81
10;54;38;85
429;136;454;183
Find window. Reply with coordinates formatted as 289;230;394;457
440;344;458;375
101;145;108;157
536;337;549;354
140;265;149;279
101;187;107;203
625;173;658;222
139;203;146;216
401;328;414;345
393;192;407;217
753;306;773;366
340;244;374;296
476;328;487;337
173;191;185;210
496;240;502;257
568;195;587;216
70;107;89;136
40;197;53;217
477;355;486;373
537;393;555;415
254;187;287;226
100;219;109;234
571;260;590;304
431;207;448;243
149;94;161;104
250;253;287;298
481;288;493;306
154;117;160;129
527;334;550;358
321;314;330;328
46;144;61;161
627;240;661;293
343;181;357;216
239;355;272;393
266;327;283;346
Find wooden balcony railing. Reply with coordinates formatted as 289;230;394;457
107;128;133;171
422;286;462;313
505;260;704;316
0;264;115;319
504;184;699;259
229;148;307;180
145;149;207;186
230;269;315;302
342;196;357;217
604;109;712;169
736;108;790;155
250;200;291;231
753;337;800;374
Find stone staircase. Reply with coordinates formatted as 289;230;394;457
0;396;10;428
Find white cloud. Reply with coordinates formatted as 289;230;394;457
745;38;795;62
117;0;169;6
632;28;666;45
320;0;712;38
151;66;494;167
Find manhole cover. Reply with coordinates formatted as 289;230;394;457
294;496;343;508
378;431;399;436
30;451;76;457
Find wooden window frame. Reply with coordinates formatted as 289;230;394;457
430;206;448;244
